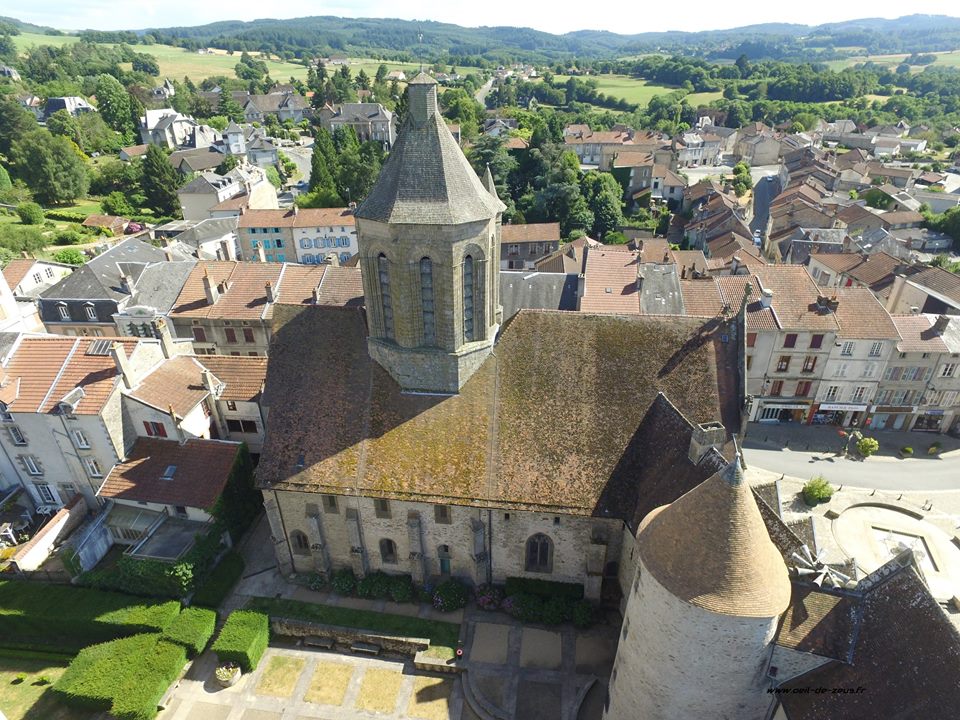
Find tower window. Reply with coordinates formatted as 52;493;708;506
524;533;553;573
420;257;435;345
463;255;474;342
290;530;310;555
378;253;394;340
379;538;398;564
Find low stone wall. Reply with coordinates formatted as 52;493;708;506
271;617;430;657
414;650;464;674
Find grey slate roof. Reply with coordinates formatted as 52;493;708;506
128;260;198;311
41;238;168;302
355;73;505;225
174;217;239;249
328;103;392;122
500;271;578;321
638;263;685;315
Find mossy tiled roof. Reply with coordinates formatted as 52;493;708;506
258;306;738;515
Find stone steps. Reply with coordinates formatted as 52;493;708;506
461;668;512;720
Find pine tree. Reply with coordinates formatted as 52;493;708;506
141;144;181;218
218;92;245;124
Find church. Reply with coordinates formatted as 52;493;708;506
256;74;960;719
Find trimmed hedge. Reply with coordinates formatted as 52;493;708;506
211;610;269;673
43;210;88;223
192;551;245;608
52;633;187;720
504;577;584;601
0;580;181;652
161;607;217;658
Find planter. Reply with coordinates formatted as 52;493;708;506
802;493;820;508
215;664;241;688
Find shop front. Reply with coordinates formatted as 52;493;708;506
867;405;917;431
811;403;869;427
913;410;944;432
755;400;811;424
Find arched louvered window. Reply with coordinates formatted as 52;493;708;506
379;538;398;564
463;255;474;342
290;530;310;555
420;257;435;345
378;253;394;340
525;533;553;573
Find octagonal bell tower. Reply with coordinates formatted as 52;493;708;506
354;73;505;393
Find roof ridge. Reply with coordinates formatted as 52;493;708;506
38;338;81;413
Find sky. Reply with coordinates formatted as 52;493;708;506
12;1;960;35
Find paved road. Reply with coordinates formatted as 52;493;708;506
283;142;313;183
750;174;781;236
682;163;779;187
743;423;960;492
475;78;494;106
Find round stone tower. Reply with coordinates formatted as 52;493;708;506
603;460;791;720
354;72;505;394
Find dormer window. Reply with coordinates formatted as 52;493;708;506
84;304;97;321
161;465;177;480
57;304;69;321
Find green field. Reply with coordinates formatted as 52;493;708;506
11;32;432;84
553;74;722;109
825;50;960;72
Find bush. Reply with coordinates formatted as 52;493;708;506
503;593;542;623
504;577;584;601
541;597;571;625
857;437;880;457
53;229;85;245
16;202;44;225
802;475;835;505
356;571;392;600
162;607;217;657
43;210;87;223
570;600;594;628
432;579;468;612
53;633;187;720
211;611;269;673
331;568;356;595
52;248;86;265
389;574;415;603
928;441;943;455
0;580;181;652
901;446;914;456
192;552;245;608
101;191;135;217
476;584;504;611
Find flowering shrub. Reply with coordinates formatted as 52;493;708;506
215;662;239;682
331;568;356;595
432;579;468;612
356;571;392;599
476;584;504;611
504;593;542;623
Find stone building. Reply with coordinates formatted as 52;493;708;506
257;74;742;598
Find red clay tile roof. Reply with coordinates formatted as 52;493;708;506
501;223;561;243
639;239;671;264
892;314;951;353
170;261;278;321
259;307;738;515
98;437;239;508
2;259;38;290
196;355;267;401
808;252;866;274
128;355;210;416
314;266;364;307
679;279;724;316
504;136;529;150
748;266;842;332
82;214;128;231
879;210;923;226
2;337;142;415
238;208;357;229
275;264;325;305
210;193;250;212
775;583;860;661
898;265;960;304
579;248;640;314
834;287;900;339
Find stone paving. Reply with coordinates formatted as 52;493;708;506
158;646;463;720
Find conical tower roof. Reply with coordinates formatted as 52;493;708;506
355;73;505;225
637;459;791;617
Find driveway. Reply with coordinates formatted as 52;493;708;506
743;422;960;492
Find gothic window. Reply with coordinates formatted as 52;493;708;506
379;538;398;564
463;255;474;342
290;530;310;555
378;253;394;340
525;533;553;573
420;257;435;345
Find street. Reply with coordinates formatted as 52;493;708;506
743;423;960;492
750;174;781;236
282;141;313;184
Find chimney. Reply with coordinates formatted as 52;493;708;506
164;247;174;262
154;317;176;359
731;255;741;275
688;421;727;464
219;239;232;261
110;342;134;390
202;268;219;305
265;281;276;303
168;404;186;444
326;253;340;267
934;315;951;334
20;251;29;259
311;287;320;305
760;288;774;308
256;244;266;263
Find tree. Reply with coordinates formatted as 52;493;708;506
0;97;38;157
581;171;624;240
264;167;281;189
375;64;388;84
101;191;135;216
95;74;134;136
141;144;181;217
11;129;90;205
16;202;45;225
218;93;245;124
467;134;517;208
53;248;86;265
308;142;335;193
0;165;10;192
216;154;241;175
355;68;370;91
46;109;83;147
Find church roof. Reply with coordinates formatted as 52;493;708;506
258;307;739;516
637;459;792;618
355;73;505;225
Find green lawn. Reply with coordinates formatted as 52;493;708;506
554;74;681;107
11;32;79;51
0;655;90;720
686;91;724;107
247;597;460;660
825;50;960;72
